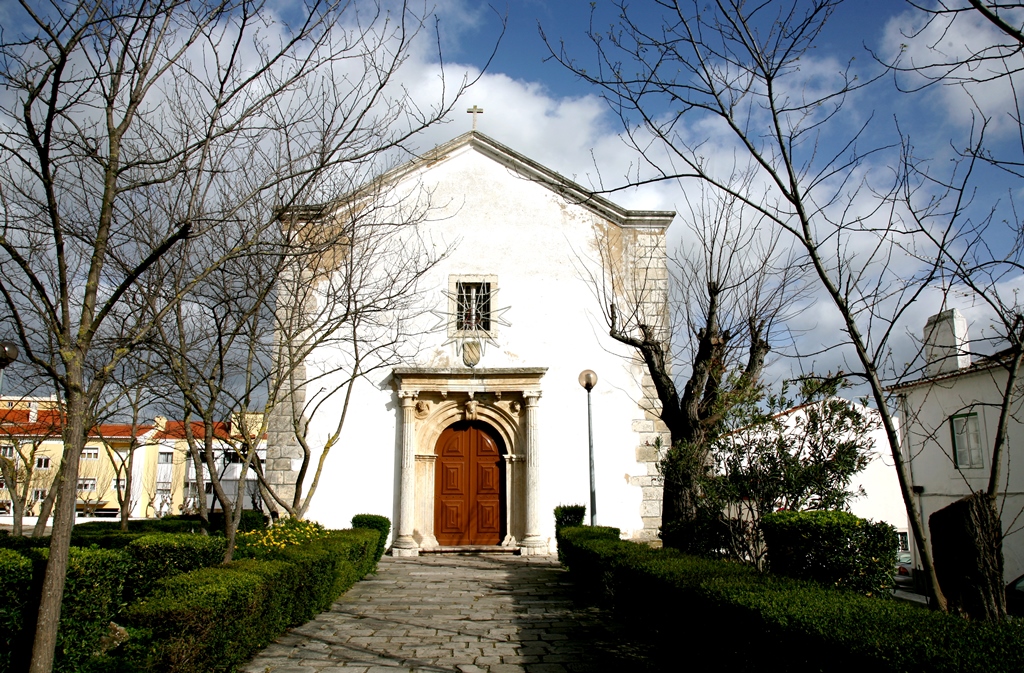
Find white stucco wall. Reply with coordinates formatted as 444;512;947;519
292;138;671;549
898;365;1024;584
848;415;909;538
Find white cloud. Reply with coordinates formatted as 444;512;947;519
880;2;1024;138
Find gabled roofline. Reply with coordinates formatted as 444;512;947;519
284;132;675;231
886;351;1010;393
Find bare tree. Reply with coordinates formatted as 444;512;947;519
866;0;1024;619
580;173;809;540
545;0;965;610
0;0;487;668
257;187;450;524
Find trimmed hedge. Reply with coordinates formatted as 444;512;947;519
123;534;228;601
351;514;390;563
122;528;379;673
762;510;897;596
166;510;268;533
237;528;379;620
123;561;294;673
553;505;586;532
0;532;234;673
0;524;375;673
57;547;132;672
0;534;55;551
0;549;33;673
0;546;133;673
72;519;202;535
557;526;1024;673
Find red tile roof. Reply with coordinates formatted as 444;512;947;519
152;420;232;440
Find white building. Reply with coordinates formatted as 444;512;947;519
890;308;1024;584
844;408;909;547
265;132;674;554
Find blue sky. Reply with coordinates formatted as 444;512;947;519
446;0;906;98
2;0;1017;389
400;1;1024;384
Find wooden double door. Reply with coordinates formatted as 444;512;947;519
434;421;506;545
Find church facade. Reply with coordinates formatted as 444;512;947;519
266;132;673;554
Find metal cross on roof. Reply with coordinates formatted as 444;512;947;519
467;105;483;130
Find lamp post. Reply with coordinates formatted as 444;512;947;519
578;369;598;526
0;341;19;399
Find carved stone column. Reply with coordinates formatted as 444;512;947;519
393;391;419;556
415;453;439;548
502;453;520;547
519;391;546;554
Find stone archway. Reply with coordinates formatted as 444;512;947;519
391;367;546;556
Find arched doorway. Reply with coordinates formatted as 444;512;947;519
434;420;506;545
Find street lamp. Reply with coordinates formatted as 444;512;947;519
578;369;598;526
0;341;18;399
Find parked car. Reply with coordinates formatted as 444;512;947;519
894;551;914;589
1007;574;1024;616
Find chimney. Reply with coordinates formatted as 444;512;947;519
924;309;971;377
154;416;167;432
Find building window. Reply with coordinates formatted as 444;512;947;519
77;477;96;492
156;481;171;498
951;413;984;469
157;451;173;464
82;448;99;460
35;456;51;470
456;281;491;331
111;477;126;491
32;488;47;501
0;445;14;458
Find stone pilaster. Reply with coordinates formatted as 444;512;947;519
414;454;438;548
392;391;419;556
519;391;546;555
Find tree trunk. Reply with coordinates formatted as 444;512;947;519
929;491;1005;620
29;391;86;673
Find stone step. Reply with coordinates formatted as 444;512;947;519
415;545;521;555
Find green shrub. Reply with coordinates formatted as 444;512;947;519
0;534;53;551
236;527;377;620
161;510;267;534
123;533;227;601
124;562;283;673
57;547;133;672
321;529;380;588
0;549;32;673
761;510;897;596
351;514;390;563
554;504;586;531
556;525;619;571
70;531;150;549
557;529;1024;672
121;528;379;673
0;546;132;673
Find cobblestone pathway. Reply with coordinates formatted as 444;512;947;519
242;554;663;673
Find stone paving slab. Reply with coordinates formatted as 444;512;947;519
242;555;663;673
